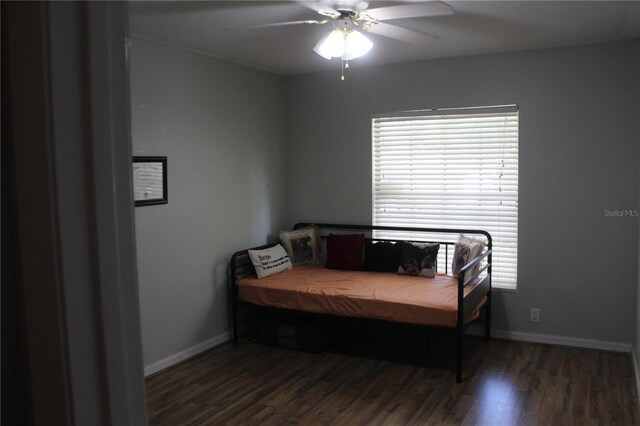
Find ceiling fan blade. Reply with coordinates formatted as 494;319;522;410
246;20;321;29
295;0;339;17
366;22;436;44
223;20;321;31
366;2;453;21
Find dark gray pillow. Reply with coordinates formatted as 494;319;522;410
363;241;401;272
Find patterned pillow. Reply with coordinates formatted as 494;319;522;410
397;242;440;278
451;235;485;279
279;228;319;265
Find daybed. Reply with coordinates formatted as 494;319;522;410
229;223;492;383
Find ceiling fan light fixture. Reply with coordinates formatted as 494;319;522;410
313;28;345;59
342;28;372;60
313;24;372;61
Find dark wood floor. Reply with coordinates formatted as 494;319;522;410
146;335;640;425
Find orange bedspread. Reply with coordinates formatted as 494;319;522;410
238;265;485;328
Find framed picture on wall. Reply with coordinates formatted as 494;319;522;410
132;156;168;207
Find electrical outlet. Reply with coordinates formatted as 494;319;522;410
529;308;540;323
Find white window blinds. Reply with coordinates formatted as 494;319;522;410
372;106;519;289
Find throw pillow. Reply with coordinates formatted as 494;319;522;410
397;242;440;278
451;235;485;279
325;234;365;271
279;228;319;265
248;244;292;279
300;224;323;262
363;241;401;272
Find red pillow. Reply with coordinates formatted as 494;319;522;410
325;234;365;270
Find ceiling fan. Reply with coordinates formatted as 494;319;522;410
242;0;454;78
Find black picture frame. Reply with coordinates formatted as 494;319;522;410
132;156;168;207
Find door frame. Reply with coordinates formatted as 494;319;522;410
3;2;147;424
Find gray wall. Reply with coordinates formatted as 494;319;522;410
285;40;640;344
130;37;639;367
636;127;640;374
130;38;287;366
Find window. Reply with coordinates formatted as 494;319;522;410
372;106;519;289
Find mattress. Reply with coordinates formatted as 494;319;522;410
237;264;486;328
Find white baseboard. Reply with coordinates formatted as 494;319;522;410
465;324;632;353
632;347;640;405
144;331;230;377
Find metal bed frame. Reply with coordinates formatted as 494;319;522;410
229;223;492;383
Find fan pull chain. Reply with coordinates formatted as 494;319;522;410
340;60;351;80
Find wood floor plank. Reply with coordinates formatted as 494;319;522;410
330;362;416;426
405;372;461;424
145;337;640;425
259;355;366;426
199;351;331;424
369;367;443;426
291;358;383;425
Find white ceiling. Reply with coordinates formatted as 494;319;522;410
129;1;640;75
